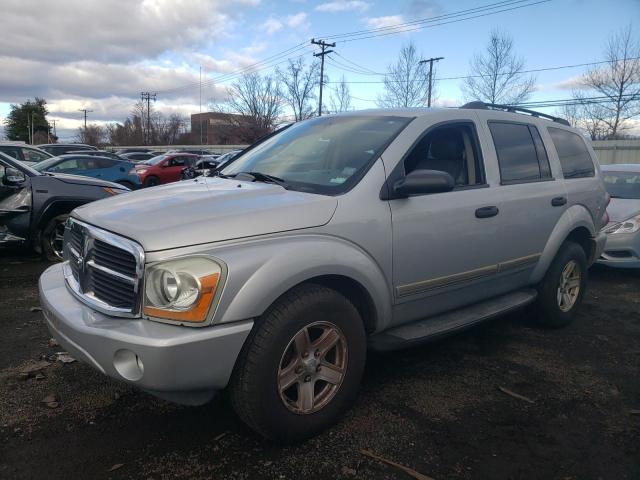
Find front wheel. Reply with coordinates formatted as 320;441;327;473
143;176;160;188
534;241;587;328
41;214;69;262
229;284;366;443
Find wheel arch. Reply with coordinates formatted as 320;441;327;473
530;205;597;283
212;235;392;333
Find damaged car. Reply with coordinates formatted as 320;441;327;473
0;152;129;260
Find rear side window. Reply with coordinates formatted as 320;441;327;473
547;127;595;179
489;122;552;184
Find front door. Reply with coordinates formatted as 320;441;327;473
389;118;514;324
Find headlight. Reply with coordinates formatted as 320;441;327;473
143;256;224;323
136;168;148;175
603;213;640;235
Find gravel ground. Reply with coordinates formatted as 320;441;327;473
0;251;638;480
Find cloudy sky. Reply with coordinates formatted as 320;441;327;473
0;0;638;140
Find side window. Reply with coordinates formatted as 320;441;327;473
489;122;551;184
547;127;595;179
94;158;116;169
22;148;49;163
0;147;23;161
171;156;186;167
404;123;485;187
55;159;80;171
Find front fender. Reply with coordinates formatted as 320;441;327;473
211;234;392;332
530;205;596;283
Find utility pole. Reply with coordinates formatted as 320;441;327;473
199;65;203;146
311;38;335;117
140;92;157;145
418;57;444;107
51;120;57;140
78;108;93;129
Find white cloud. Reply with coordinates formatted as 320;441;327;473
364;15;408;30
260;17;284;34
260;12;308;35
286;12;309;29
315;1;370;13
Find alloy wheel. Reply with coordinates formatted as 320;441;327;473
277;321;348;415
557;260;581;312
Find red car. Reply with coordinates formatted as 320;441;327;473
134;153;199;187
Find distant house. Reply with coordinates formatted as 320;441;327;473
190;112;255;144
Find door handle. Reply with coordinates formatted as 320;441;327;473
551;196;567;207
475;206;499;218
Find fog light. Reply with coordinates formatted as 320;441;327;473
113;349;144;381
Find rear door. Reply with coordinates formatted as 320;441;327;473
477;112;568;272
164;155;189;182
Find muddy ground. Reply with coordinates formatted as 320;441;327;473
0;251;638;480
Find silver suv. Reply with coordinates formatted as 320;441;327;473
39;103;608;442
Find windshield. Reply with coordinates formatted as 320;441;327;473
0;151;40;176
603;170;640;200
144;154;169;165
32;157;62;171
221;115;412;195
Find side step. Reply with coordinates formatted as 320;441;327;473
369;289;538;352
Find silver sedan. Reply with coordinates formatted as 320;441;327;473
598;164;640;268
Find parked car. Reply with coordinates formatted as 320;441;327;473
119;152;156;162
0;152;128;260
0;143;53;166
67;150;124;160
32;155;141;190
114;147;153;155
38;143;98;156
40;104;608;442
597;164;640;268
134;153;199;187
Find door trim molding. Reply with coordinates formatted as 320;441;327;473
396;253;541;298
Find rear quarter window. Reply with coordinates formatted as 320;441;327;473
547;127;595;179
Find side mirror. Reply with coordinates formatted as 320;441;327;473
2;167;26;187
393;169;455;197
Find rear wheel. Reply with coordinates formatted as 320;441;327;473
41;214;69;262
535;241;587;328
230;284;366;443
143;176;160;188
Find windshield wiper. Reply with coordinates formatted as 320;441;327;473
232;171;290;189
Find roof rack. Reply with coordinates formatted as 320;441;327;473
461;101;570;126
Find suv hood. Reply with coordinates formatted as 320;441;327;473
73;177;338;251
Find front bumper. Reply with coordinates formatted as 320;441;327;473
596;231;640;269
39;263;253;405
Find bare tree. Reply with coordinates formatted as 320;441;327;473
330;75;352;113
574;25;640;139
77;124;106;146
462;29;535;105
226;72;284;138
377;42;430;108
277;58;319;121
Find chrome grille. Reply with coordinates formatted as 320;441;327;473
62;218;144;317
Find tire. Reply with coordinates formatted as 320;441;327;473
534;241;587;328
143;176;160;188
41;214;69;262
117;180;135;190
229;284;366;443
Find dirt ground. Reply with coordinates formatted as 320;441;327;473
0;251;638;480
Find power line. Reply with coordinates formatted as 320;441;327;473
324;57;640;84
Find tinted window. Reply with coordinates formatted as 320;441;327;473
22;148;50;162
489;122;548;183
0;146;23;160
548;127;595;179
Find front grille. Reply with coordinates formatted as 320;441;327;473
63;218;144;317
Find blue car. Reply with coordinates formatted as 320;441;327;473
33;154;141;189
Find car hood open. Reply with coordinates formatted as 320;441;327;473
72;177;338;251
